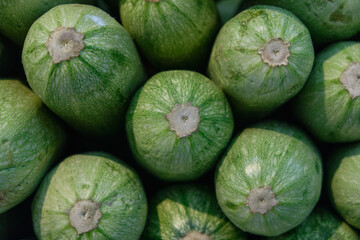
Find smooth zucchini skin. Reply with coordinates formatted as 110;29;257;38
215;120;322;236
293;42;360;143
126;70;234;181
242;0;360;44
267;206;359;240
142;184;247;240
0;80;65;214
328;143;360;230
22;4;145;136
0;0;96;45
32;152;148;240
120;0;221;71
208;5;314;122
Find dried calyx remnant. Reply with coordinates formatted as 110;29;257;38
258;38;291;67
69;199;102;235
165;102;200;138
46;26;85;64
181;231;212;240
245;186;279;214
340;62;360;99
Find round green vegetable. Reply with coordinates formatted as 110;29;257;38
267;206;359;240
22;4;145;136
32;152;147;239
215;120;322;237
126;70;234;181
120;0;220;70
0;80;65;214
208;5;314;122
328;142;360;230
142;184;247;240
293;41;360;143
243;0;360;44
0;0;96;45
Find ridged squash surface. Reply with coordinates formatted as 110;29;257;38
32;153;148;239
22;4;145;136
0;80;65;214
215;121;322;236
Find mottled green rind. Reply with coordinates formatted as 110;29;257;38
0;80;65;214
267;206;359;240
0;0;96;45
293;42;360;143
215;120;322;237
120;0;220;70
243;0;360;44
32;152;148;240
327;143;360;230
22;4;145;136
126;70;234;181
142;184;247;240
208;5;314;121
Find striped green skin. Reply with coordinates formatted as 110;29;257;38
328;143;360;230
0;0;96;45
142;184;247;240
267;206;359;240
126;70;234;181
22;4;145;136
208;5;314;122
32;153;148;240
293;42;360;143
243;0;360;45
120;0;220;70
215;121;322;237
0;80;65;214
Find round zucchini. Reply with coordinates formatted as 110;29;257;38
0;0;96;45
22;4;145;136
215;120;322;236
32;152;148;239
142;184;247;240
0;80;65;214
120;0;220;70
293;41;360;142
126;70;234;181
267;206;359;240
328;142;360;230
208;5;314;122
